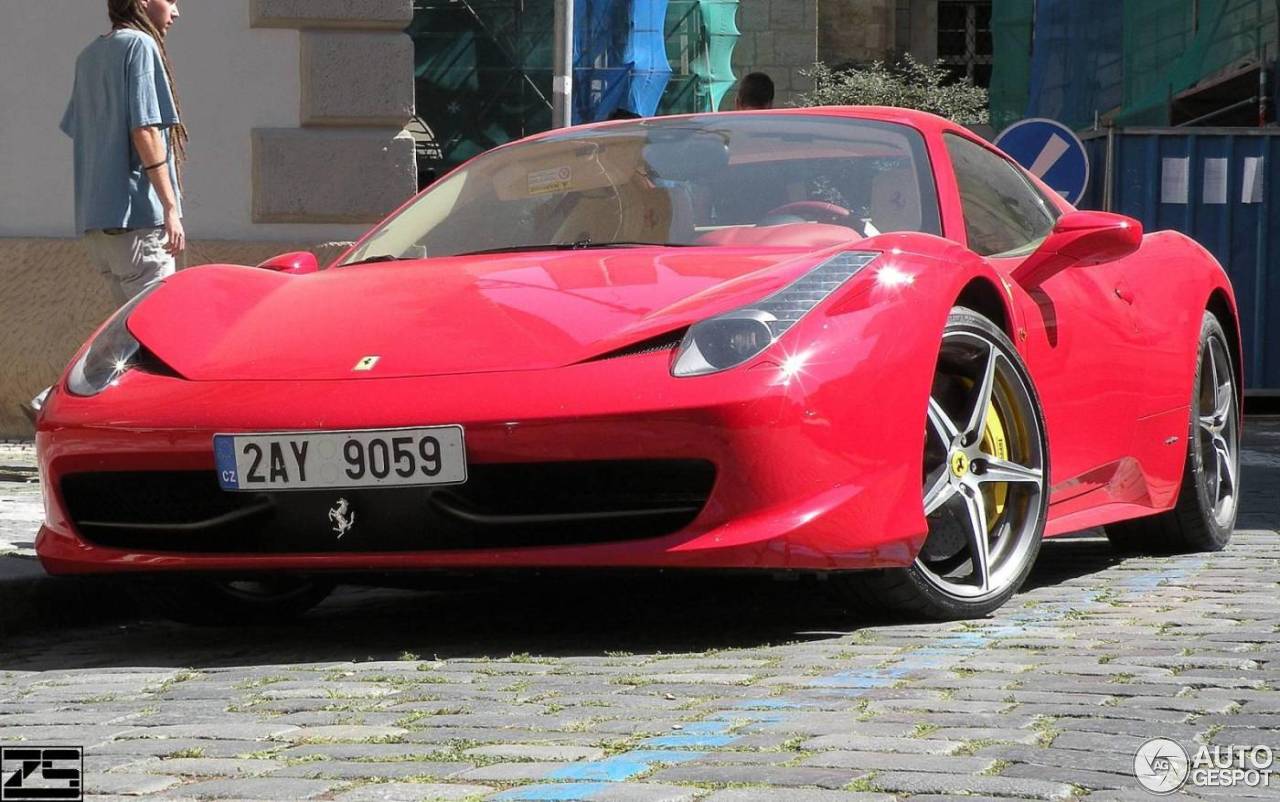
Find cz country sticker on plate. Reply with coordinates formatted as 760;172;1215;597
214;426;466;491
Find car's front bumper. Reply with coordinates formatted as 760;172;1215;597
36;328;933;576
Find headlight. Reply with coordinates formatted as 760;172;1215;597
66;285;161;396
672;251;878;377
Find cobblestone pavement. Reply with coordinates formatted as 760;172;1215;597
0;442;38;556
1;425;1278;801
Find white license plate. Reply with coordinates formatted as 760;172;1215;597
214;426;467;491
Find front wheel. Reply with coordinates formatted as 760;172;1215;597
839;307;1049;620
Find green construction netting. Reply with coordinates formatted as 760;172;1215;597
1120;0;1278;125
411;0;739;180
409;1;555;178
699;0;741;111
660;0;740;115
988;0;1034;131
989;0;1278;129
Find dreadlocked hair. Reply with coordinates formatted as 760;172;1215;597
108;0;188;185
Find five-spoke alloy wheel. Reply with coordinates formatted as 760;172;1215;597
850;307;1049;620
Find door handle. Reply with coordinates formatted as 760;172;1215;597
1114;283;1135;304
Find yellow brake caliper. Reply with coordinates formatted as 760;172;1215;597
980;403;1010;529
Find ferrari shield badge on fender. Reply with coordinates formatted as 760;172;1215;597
354;356;380;371
328;498;356;539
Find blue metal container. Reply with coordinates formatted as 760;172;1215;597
1081;128;1280;392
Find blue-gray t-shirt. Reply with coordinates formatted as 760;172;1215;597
60;29;182;234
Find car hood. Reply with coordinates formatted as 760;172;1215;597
128;247;835;381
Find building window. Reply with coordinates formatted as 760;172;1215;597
938;1;992;88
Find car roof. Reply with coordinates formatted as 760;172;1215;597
518;105;967;145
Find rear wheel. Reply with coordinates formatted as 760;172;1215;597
133;577;333;626
1105;311;1239;554
840;307;1049;620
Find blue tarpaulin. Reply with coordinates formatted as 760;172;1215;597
573;0;672;123
1024;0;1123;129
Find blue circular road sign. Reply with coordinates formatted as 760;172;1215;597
995;118;1090;206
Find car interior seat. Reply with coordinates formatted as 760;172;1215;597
868;166;923;234
552;176;688;244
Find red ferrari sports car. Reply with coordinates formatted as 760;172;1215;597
35;108;1242;622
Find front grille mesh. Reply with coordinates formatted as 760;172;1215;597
585;328;687;362
62;460;716;554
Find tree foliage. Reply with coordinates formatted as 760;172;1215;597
797;55;989;126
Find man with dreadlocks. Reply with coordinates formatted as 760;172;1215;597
60;0;188;305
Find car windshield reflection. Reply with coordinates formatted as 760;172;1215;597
341;114;943;265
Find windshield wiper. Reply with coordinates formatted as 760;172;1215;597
452;240;694;257
342;254;419;267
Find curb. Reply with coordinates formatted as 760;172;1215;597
0;556;135;642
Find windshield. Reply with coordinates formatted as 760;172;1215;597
341;114;942;265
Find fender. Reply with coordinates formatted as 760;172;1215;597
1124;231;1241;418
1123;231;1242;511
775;233;1022;555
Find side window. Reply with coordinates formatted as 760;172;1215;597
944;134;1058;257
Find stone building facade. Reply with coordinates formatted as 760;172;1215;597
733;0;819;107
0;0;417;437
733;0;953;107
819;0;942;69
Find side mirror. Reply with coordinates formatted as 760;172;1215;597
256;251;319;275
1012;211;1142;285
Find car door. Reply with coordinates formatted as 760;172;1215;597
942;133;1149;503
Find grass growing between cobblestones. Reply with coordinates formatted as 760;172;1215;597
844;771;879;792
563;714;612;732
278;753;329;766
412;669;455;682
233;674;291;690
676;780;773;793
1031;715;1060;747
322;775;492;798
393;708;464;728
144;669;202;695
235;746;290;760
225;693;282;714
954;738;1004;756
982;758;1012;776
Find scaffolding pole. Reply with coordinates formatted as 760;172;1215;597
553;0;574;128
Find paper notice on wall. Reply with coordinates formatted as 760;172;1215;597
1203;158;1229;205
1242;157;1264;204
1161;157;1189;204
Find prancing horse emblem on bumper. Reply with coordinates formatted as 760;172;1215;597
354;356;380;371
328;498;356;539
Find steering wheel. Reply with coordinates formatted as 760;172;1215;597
760;201;853;225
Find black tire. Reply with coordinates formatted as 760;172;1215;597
835;307;1050;620
131;576;334;625
1106;311;1239;554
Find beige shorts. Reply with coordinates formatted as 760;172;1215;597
83;227;177;306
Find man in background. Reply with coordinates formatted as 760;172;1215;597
61;0;188;305
735;72;775;110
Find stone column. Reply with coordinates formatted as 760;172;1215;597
249;0;418;223
735;0;819;106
